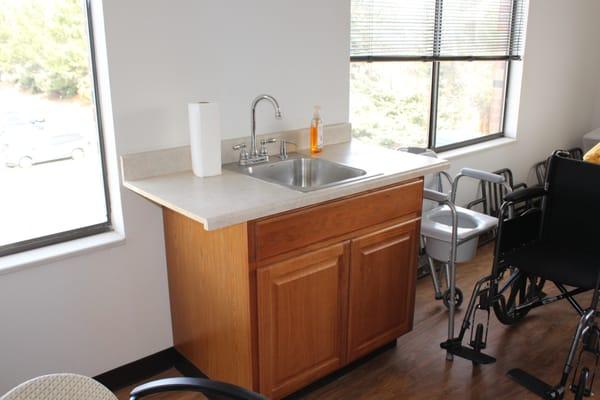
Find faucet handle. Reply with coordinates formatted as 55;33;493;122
232;143;249;163
259;138;277;157
279;140;296;160
260;138;277;146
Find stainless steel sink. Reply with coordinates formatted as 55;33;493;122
225;155;376;192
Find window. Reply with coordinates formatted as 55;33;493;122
350;0;527;151
0;0;110;256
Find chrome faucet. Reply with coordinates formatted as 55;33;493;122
233;94;282;166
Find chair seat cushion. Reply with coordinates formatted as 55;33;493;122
503;242;599;289
1;374;116;400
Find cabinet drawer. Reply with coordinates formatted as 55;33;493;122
251;179;423;262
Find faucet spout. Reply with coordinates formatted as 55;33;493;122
250;94;282;157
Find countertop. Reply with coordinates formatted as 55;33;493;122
122;141;449;230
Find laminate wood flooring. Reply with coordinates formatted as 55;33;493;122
115;244;590;399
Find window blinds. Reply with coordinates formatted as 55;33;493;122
351;0;527;61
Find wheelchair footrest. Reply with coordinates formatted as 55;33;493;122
440;339;496;364
507;369;561;399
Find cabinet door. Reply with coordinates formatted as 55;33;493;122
257;242;349;399
347;220;419;362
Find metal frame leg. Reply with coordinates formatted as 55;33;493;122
429;257;443;299
447;260;456;361
444;262;451;292
421;189;461;361
559;309;595;388
446;206;458;361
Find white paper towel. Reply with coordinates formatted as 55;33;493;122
188;102;222;177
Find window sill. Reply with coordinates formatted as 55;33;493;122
438;137;517;160
0;231;125;276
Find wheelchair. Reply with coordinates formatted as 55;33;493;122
440;151;600;399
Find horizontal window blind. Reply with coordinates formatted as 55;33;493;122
351;0;437;59
351;0;527;61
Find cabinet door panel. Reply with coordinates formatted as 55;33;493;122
257;243;349;399
348;220;419;362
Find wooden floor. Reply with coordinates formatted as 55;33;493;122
115;244;591;399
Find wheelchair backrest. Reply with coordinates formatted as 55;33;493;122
535;147;585;185
542;152;600;249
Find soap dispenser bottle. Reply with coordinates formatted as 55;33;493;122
310;105;323;153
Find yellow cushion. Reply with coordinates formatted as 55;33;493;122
584;143;600;165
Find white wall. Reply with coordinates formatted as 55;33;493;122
595;73;600;129
0;0;351;393
0;197;172;392
105;0;350;154
1;0;600;394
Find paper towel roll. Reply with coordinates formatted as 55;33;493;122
188;102;222;177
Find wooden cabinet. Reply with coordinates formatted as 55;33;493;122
163;179;423;399
347;220;419;362
257;243;349;399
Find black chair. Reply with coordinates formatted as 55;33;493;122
535;147;584;185
130;377;267;400
441;151;600;399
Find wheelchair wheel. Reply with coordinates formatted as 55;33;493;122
491;269;545;325
443;287;463;309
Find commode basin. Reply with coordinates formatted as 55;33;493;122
421;205;498;263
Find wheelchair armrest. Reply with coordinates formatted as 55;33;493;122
459;168;506;185
129;377;267;400
503;185;546;203
497;207;543;255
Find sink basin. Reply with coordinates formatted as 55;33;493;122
226;156;375;192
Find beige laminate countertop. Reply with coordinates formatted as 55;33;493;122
122;141;449;230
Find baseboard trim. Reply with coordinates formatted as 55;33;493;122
173;350;206;379
96;342;396;395
94;347;205;392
